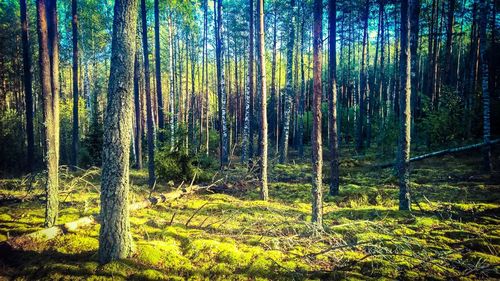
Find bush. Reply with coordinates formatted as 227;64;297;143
0;109;28;174
155;149;196;183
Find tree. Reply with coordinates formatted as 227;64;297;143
71;0;79;168
19;0;34;172
242;0;254;163
328;0;339;196
36;0;60;228
134;51;143;170
397;0;412;211
257;0;268;200
141;0;156;187
154;0;165;142
311;0;323;228
479;0;492;172
279;0;296;164
98;0;138;264
215;0;229;167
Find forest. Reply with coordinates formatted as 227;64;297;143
0;0;499;279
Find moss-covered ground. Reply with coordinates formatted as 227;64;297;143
0;149;499;280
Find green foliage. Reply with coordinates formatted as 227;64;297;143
0;109;27;174
79;115;103;168
417;89;467;148
155;149;196;183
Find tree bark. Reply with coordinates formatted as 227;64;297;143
20;0;35;173
154;0;165;142
479;0;492;172
71;0;79;169
134;51;143;170
328;0;339;196
36;0;59;228
242;0;254;163
141;0;156;187
98;0;138;264
257;0;268;200
312;0;323;228
215;0;229;167
397;0;412;211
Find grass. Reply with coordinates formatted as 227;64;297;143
0;149;499;280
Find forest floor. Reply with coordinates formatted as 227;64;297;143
0;148;499;280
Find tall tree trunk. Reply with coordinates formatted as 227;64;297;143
328;0;339;196
410;0;420;117
311;0;323;228
445;0;455;85
36;0;59;227
269;7;278;149
154;0;165;142
297;8;305;157
134;51;143;170
242;0;254;163
257;0;268;200
71;0;79;168
98;0;138;264
398;0;412;211
168;15;175;150
215;0;229;166
20;0;34;172
479;0;492;172
279;0;296;163
141;0;155;187
356;2;369;153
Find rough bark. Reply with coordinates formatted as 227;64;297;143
397;0;412;211
257;0;268;200
141;0;156;187
36;0;59;228
328;0;339;196
312;0;323;228
98;0;138;264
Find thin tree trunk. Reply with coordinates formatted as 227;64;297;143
479;0;492;172
397;0;412;211
141;0;155;187
134;51;143;170
20;0;34;172
242;0;254;163
279;0;296;163
71;0;79;169
154;0;165;142
257;0;268;200
328;0;339;196
311;0;323;228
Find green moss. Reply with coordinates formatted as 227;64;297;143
135;240;192;272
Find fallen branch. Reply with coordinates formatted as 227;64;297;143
376;139;500;169
2;184;209;250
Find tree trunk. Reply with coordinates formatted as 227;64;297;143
141;0;156;187
279;0;296;163
397;0;412;211
311;0;323;228
71;0;79;169
20;0;35;173
328;0;339;196
356;2;369;153
479;0;492;172
98;0;138;264
215;0;229;167
242;0;254;163
154;0;165;142
257;0;268;200
36;0;59;228
134;51;143;170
